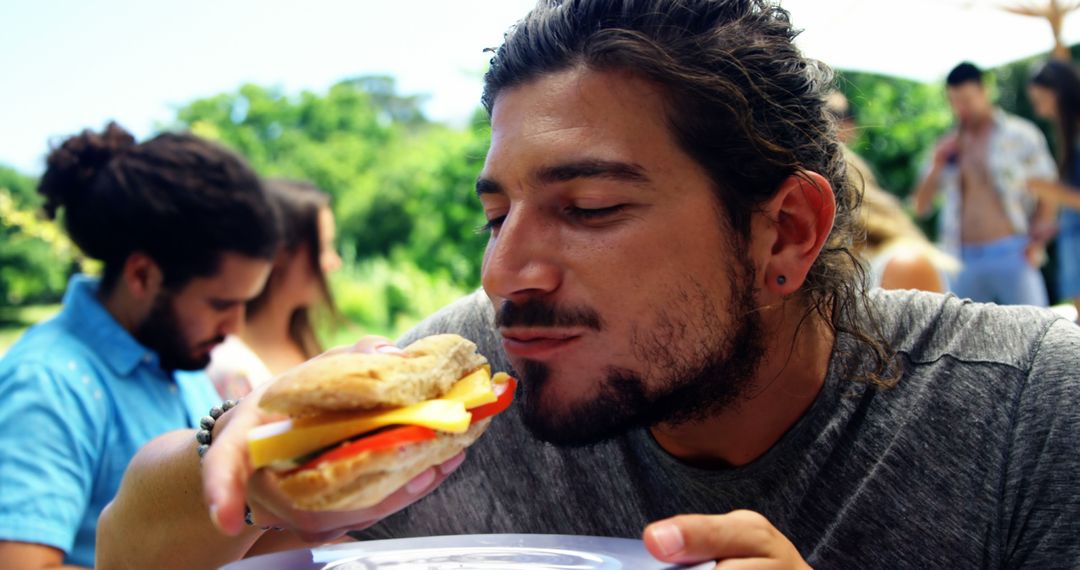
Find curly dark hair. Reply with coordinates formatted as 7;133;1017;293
481;0;896;386
38;122;280;292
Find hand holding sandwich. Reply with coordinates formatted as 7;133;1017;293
201;334;515;542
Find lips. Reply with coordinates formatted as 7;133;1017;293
500;329;582;360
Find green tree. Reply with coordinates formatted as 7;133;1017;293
170;76;491;333
835;71;953;198
0;167;77;306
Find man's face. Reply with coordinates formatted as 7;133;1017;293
135;252;271;371
478;67;767;445
947;82;991;127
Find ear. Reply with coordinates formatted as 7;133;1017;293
120;251;164;301
754;171;836;296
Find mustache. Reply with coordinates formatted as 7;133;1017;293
496;298;603;331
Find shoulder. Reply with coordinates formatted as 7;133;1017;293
0;355;111;443
1;315;71;363
397;290;509;373
877;246;946;293
1023;319;1080;404
870;289;1063;371
1000;111;1048;141
2;325;98;386
0;324;111;415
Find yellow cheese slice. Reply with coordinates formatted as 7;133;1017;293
248;399;470;468
247;368;497;469
442;367;496;408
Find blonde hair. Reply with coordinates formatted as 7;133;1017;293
847;148;959;273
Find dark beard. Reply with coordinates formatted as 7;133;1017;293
506;257;766;446
134;291;219;372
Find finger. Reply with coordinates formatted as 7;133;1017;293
714;558;780;570
351;452;469;525
350;335;402;355
202;396;270;536
365;461;460;521
246;501;287;531
252;452;467;537
644;511;786;565
312;336;400;360
437;451;467;475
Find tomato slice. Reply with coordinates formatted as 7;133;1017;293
287;376;517;475
468;376;517;423
290;425;436;474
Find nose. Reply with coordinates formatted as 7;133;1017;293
481;205;562;302
220;303;246;336
322;249;343;274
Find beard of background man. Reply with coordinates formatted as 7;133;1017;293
134;290;224;372
497;249;767;447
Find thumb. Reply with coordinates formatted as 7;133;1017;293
202;439;249;535
201;398;268;536
643;511;784;565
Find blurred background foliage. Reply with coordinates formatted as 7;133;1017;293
0;54;1073;350
168;76;491;341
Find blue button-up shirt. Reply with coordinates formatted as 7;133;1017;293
0;275;220;567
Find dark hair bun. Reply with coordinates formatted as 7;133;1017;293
38;122;136;219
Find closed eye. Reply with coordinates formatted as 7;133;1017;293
477;215;507;234
567;205;625;219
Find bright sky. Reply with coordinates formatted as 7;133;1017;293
786;0;1080;83
0;0;536;175
4;0;1080;176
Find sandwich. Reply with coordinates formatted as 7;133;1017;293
247;334;516;511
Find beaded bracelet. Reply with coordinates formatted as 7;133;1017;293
194;400;283;531
195;399;239;459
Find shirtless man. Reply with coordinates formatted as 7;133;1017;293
913;62;1057;305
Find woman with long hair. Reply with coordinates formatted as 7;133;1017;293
1027;59;1080;317
856;176;958;293
207;179;342;398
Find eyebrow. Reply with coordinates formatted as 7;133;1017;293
475;159;651;197
208;297;246;308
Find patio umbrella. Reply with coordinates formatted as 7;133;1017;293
782;0;1080;81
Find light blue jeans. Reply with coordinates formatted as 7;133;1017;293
953;235;1048;307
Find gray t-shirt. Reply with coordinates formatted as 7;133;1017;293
355;289;1080;569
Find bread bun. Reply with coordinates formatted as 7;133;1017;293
277;420;490;510
261;334;488;416
253;334;510;512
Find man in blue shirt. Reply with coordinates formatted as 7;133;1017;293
0;122;280;568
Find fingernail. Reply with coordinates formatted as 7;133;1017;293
405;468;436;494
649;523;685;558
208;504;224;532
439;452;466;475
376;344;404;354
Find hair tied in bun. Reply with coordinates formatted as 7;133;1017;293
40;121;136;219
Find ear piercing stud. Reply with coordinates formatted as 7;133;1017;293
776;275;787;285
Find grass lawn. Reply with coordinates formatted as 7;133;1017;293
0;304;60;356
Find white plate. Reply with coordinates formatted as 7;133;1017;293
221;533;714;570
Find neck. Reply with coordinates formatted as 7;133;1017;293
649;301;834;468
98;282;147;335
240;297;309;373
